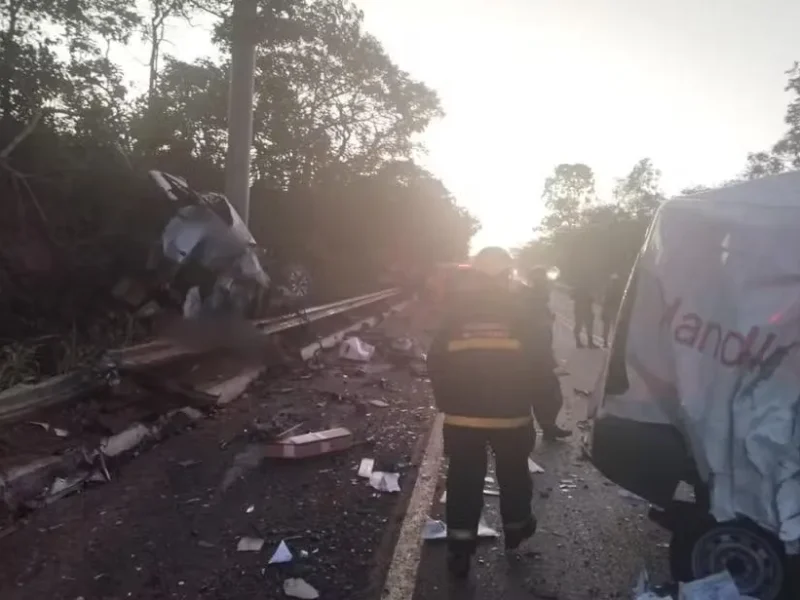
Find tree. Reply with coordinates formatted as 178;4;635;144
613;158;664;219
772;62;800;168
743;151;786;180
244;0;442;188
540;163;596;230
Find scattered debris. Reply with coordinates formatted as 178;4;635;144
422;518;499;540
268;540;294;564
46;474;89;502
101;424;152;458
264;427;353;459
339;337;375;362
283;578;319;599
483;489;500;497
368;399;389;408
369;471;401;493
678;571;743;600
28;421;69;438
390;337;415;355
422;518;447;540
237;537;265;552
574;388;592;397
484;476;494;483
440;490;447;503
357;458;375;478
358;363;393;375
246;504;255;513
478;520;500;538
528;458;545;473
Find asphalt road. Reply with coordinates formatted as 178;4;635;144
0;294;676;600
411;295;672;600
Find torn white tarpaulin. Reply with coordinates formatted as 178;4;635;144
595;173;800;543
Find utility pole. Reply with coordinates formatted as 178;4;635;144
224;0;258;224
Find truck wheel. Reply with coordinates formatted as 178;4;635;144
669;520;789;600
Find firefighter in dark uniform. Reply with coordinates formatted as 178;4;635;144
427;247;564;578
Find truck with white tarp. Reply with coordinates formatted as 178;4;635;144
586;172;800;600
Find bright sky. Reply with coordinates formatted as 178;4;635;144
116;0;800;251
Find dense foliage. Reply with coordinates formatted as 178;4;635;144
0;0;478;369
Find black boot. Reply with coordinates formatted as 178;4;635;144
447;551;471;579
505;517;538;551
542;425;571;442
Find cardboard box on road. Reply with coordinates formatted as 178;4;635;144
264;427;353;459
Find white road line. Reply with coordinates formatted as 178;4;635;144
383;414;444;600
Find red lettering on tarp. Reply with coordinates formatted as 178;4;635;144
661;297;776;367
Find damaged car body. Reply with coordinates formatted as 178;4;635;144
146;170;312;319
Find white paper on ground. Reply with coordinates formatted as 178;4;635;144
483;489;500;496
528;458;545;473
268;540;293;564
369;471;400;493
477;520;500;538
678;570;742;599
283;578;320;599
357;458;375;478
338;337;375;362
368;399;389;408
422;518;447;540
237;537;264;552
422;518;499;540
439;490;447;503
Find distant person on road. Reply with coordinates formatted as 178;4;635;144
525;266;570;442
571;282;597;348
427;247;565;579
600;273;624;348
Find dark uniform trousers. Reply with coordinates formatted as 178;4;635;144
573;308;594;344
443;418;536;554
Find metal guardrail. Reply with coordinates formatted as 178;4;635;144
0;288;402;423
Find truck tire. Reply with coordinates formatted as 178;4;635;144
669;520;789;600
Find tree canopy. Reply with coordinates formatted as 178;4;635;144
520;62;800;293
0;0;477;351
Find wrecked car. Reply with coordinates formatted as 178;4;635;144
145;170;312;319
586;173;800;600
